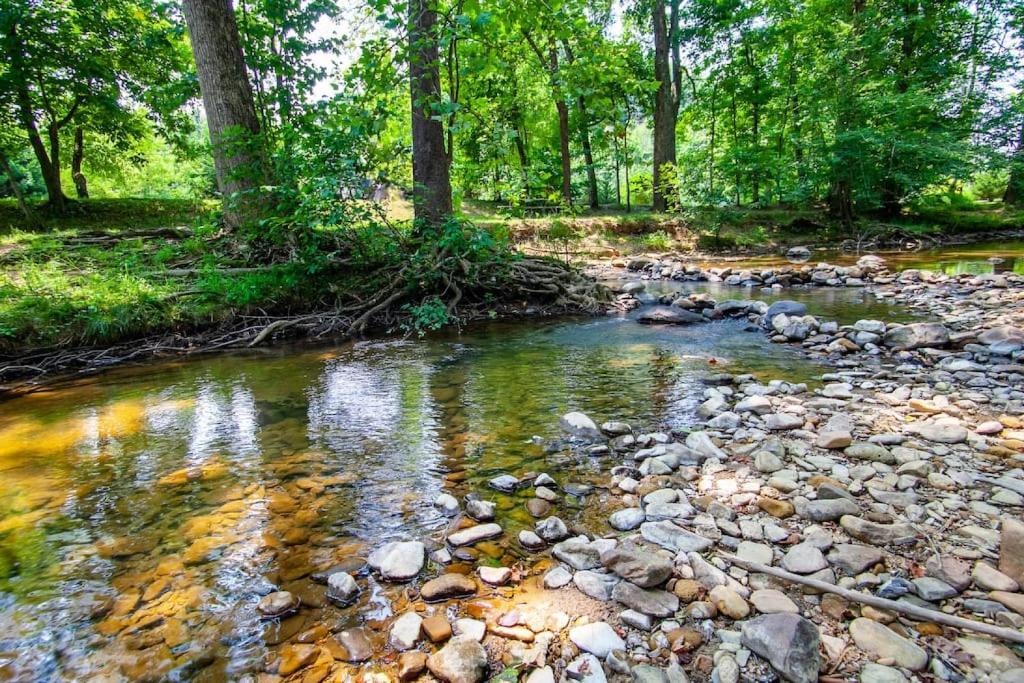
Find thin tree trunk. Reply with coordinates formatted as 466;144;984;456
1005;121;1024;205
578;96;598;209
408;0;453;226
182;0;266;230
556;97;572;205
730;88;740;206
514;130;530;197
72;126;89;199
652;0;676;212
709;83;716;199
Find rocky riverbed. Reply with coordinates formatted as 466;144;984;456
212;254;1024;682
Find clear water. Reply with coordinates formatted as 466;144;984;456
0;238;979;680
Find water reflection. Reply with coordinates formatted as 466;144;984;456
0;314;831;680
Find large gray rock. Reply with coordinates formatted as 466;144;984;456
840;515;917;546
883;323;949;350
637;307;706;325
573;570;621;600
600;546;673;588
609;508;645;531
827;544;883;575
640;521;714;553
427;635;488;683
552;538;602;570
802;498;860;522
612;581;679;617
559;411;600;439
764;300;808;326
741;613;822;683
368;541;426;581
448;523;502;547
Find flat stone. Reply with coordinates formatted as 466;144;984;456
990;590;1024;616
912;577;958;601
859;663;907;683
827;544;883;575
840;516;917;546
741;613;822;683
640;520;714;552
573;570;621;600
478;566;511;586
559;411;600;438
421;574;477;602
758;497;795;519
973;562;1020;592
956;636;1024;673
448;523;502;547
568;622;625;658
709;585;749;619
336;627;373;662
766;413;803;430
849;617;928;671
488;474;519;492
999;518;1024;585
543;566;572;589
612;580;679;617
782;543;828;574
803;498;860;522
279;643;320;675
422;615;453;643
600;546;673;588
736;541;774;566
637;307;706;325
747;584;801;615
817;431;853;449
566;654;607;683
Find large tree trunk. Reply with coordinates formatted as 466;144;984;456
1003;122;1023;205
409;0;453;226
182;0;266;230
651;0;676;212
72;126;89;199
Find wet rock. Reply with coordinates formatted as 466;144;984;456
600;546;672;588
489;474;519;492
741;613;822;683
435;493;460;515
849;617;928;671
368;541;426;581
279;643;320;675
526;498;552;518
612;581;679;617
479;566;511;586
448;523;502;547
326;572;359;605
466;499;496;521
453;618;486;641
423;614;453;643
257;591;299;619
336;627;373;662
637;307;706;325
569;622;625;658
535;516;569;542
519;530;544;549
840;516;917;546
883;323;949;350
560;411;601;439
765;300;808;323
421;574;476;602
390;612;423;650
427;635;488;683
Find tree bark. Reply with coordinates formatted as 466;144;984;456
578;96;598;208
651;0;677;212
72;126;89;199
409;0;453;226
1005;121;1024;205
514;127;530;197
555;96;572;204
182;0;266;230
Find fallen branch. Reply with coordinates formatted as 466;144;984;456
719;553;1024;645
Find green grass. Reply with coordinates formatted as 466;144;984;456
0;198;327;351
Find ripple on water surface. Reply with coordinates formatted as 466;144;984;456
0;313;835;679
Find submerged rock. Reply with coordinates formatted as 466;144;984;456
368;541;426;581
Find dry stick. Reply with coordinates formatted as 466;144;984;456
719;553;1024;645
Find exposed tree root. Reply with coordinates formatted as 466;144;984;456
0;255;612;398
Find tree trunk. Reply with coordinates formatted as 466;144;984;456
514;130;530;197
1005;122;1024;205
408;0;453;226
651;0;676;212
578;96;598;209
182;0;266;230
72;126;89;199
